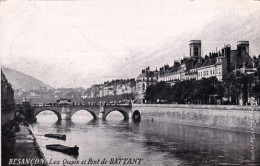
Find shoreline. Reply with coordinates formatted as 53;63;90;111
2;121;49;166
28;124;49;166
133;104;260;133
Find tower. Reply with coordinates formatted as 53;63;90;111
189;40;201;58
222;44;231;73
237;41;249;55
237;41;249;66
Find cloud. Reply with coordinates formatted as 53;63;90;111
1;0;260;88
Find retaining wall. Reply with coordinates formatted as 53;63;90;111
132;104;260;133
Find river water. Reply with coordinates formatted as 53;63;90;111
31;111;260;166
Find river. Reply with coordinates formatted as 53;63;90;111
31;111;260;166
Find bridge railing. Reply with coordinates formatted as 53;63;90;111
29;102;132;108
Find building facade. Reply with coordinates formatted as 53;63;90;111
135;40;258;105
158;40;256;84
86;79;136;103
136;67;159;103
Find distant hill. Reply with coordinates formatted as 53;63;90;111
1;67;53;91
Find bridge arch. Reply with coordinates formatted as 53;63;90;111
71;109;98;120
132;110;141;121
104;109;129;120
34;109;62;120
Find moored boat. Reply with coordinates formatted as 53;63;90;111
46;144;79;155
44;134;66;140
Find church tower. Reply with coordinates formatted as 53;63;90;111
237;41;249;55
189;40;201;58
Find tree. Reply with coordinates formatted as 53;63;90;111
145;82;172;103
144;84;156;103
222;71;255;105
193;77;217;104
223;72;241;105
215;81;225;104
252;82;260;104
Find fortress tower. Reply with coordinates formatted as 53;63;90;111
189;40;201;58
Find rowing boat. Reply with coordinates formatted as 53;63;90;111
46;144;79;155
44;134;66;140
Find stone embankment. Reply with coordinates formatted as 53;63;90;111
2;122;48;166
132;104;260;133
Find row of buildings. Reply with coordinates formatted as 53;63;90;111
86;79;136;99
136;40;259;103
86;40;260;104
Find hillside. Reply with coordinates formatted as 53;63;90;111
1;67;53;91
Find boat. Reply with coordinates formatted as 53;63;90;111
44;134;66;140
46;144;79;155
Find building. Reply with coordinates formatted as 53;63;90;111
158;62;181;85
116;79;136;95
137;40;258;105
103;82;115;96
90;84;103;98
136;67;159;103
1;70;15;125
158;40;256;84
85;79;136;103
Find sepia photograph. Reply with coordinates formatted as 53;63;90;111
1;0;260;165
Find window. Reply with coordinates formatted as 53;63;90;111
194;47;198;56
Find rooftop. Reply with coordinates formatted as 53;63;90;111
237;41;249;45
189;40;201;45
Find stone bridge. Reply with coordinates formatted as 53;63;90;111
30;105;140;121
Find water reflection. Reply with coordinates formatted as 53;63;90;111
137;120;260;165
54;120;75;133
32;113;260;166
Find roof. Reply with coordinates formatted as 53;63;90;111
230;50;253;68
139;71;159;77
198;58;217;68
191;62;202;69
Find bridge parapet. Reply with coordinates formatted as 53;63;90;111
31;103;131;108
30;104;134;121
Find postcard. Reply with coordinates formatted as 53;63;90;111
1;0;260;165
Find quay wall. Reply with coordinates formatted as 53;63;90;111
132;104;260;133
28;125;49;166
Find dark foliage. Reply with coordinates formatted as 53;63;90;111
144;73;256;105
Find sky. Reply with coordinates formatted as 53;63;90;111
1;0;260;88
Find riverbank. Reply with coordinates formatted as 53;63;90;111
2;121;48;166
132;104;260;133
